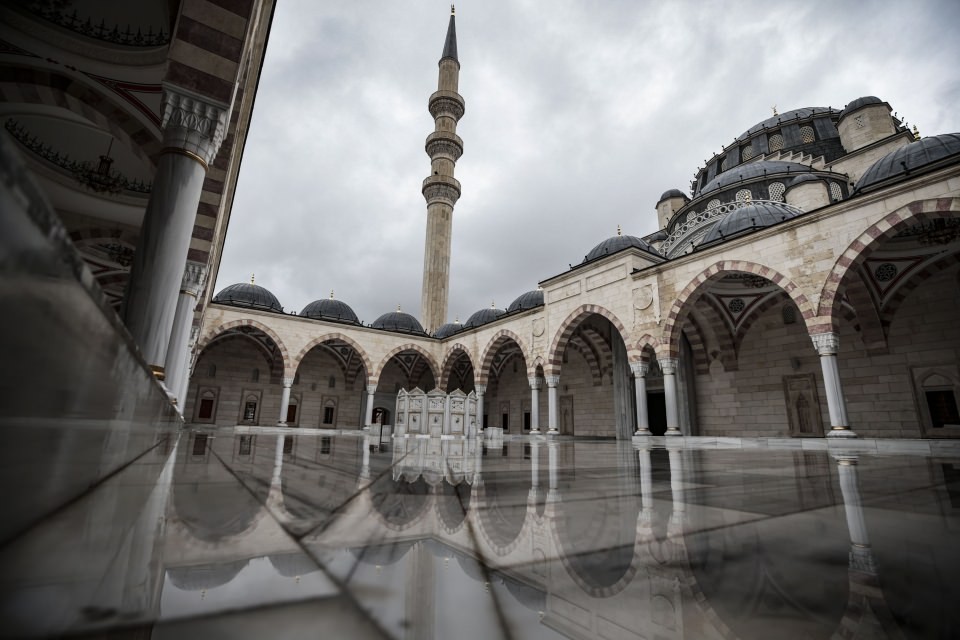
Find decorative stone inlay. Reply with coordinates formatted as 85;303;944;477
630;362;649;377
854;114;865;129
161;85;229;166
810;332;840;355
728;298;745;313
545;375;560;388
659;358;678;376
874;262;898;282
180;261;208;297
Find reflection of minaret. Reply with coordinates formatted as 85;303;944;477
420;6;464;333
404;541;436;640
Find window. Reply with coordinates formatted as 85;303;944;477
192;434;208;456
502;413;509;431
198;398;214;420
320;437;332;454
501;444;509;457
768;133;784;152
283;436;294;454
524;412;531;431
323;406;335;424
207;364;216;377
782;304;797;325
239;435;253;456
736;189;752;202
243;401;257;421
523;443;531;460
707;199;721;210
829;182;843;202
768;182;786;202
926;390;960;428
720;155;730;171
328;375;336;389
251;368;259;382
741;145;755;161
286;403;298;425
800;126;815;144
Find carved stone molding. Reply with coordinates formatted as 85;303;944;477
545;375;560;387
180;261;208;297
161;85;229;166
428;92;465;121
425;135;464;162
630;362;649;378
810;332;840;355
660;358;678;376
528;376;543;390
422;179;461;206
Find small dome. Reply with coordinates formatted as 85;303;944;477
507;289;544;313
269;553;321;578
434;320;463;339
701;201;803;245
839;96;884;119
300;295;359;325
465;305;505;328
213;282;283;312
167;560;248;591
584;234;660;262
855;133;960;193
700;161;814;195
370;309;426;335
645;229;669;242
658;188;688;204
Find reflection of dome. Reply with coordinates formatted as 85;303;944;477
701;202;803;246
370;310;427;335
434;321;463;339
465;305;505;328
507;289;544;313
839;96;884;120
349;540;415;566
700;161;813;196
173;477;262;542
585;234;660;262
855;133;960;194
658;188;688;204
300;296;359;325
213;282;283;312
497;572;546;612
167;560;249;591
269;553;321;577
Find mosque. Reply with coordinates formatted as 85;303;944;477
2;4;959;441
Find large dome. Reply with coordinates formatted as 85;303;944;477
465;305;506;328
213;282;283;312
300;295;359;325
735;107;838;142
855;133;960;194
699;161;814;196
434;321;463;339
701;201;804;245
585;234;660;262
507;289;544;313
370;309;426;335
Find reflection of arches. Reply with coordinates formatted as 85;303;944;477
478;330;531;383
369;476;430;531
269;553;321;578
475;478;528;556
172;450;263;542
548;304;635;371
374;343;440;385
292;333;373;385
435;481;471;533
349;540;415;566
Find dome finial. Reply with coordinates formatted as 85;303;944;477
330;290;334;299
397;304;402;312
451;4;455;15
490;300;496;308
617;225;622;236
771;104;778;116
912;124;921;140
250;273;255;285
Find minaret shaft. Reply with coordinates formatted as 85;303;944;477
420;12;464;334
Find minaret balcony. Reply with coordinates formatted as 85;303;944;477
425;131;464;161
422;174;461;207
429;90;466;121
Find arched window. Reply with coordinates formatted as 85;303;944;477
328;375;336;389
829;182;843;202
768;133;784;152
736;189;752;202
741;145;755;161
207;363;216;378
707;199;721;210
800;126;815;144
768;182;786;202
251;368;260;382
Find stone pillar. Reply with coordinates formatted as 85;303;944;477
475;384;486;431
177;326;197;408
361;433;371;479
631;362;651;435
661;358;682;436
163;261;207;405
364;384;376;430
123;86;227;378
278;377;293;426
529;376;542;434
836;454;876;573
811;332;857;437
637;446;654;540
546;375;560;435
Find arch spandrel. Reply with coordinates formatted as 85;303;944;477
438;342;477;390
291;333;374;385
477;329;532;385
547;304;637;371
373;343;441;385
197;318;292;377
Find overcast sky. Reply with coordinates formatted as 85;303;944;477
216;0;960;327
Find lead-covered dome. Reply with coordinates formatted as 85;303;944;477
507;289;544;313
839;96;884;119
658;188;688;204
370;309;426;335
585;233;660;262
434;320;463;339
700;161;813;195
465;305;505;328
735;107;837;142
213;281;283;312
701;201;804;246
300;295;359;325
855;133;960;194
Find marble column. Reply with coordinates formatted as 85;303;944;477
529;376;542;434
475;384;486;432
661;358;682;436
546;375;560;435
123;86;228;378
835;454;876;573
631;362;651;435
278;377;293;426
163;261;207;406
176;326;197;408
811;332;857;438
364;384;376;430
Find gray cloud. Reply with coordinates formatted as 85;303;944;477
217;0;960;326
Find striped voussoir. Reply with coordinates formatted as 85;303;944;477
198;318;291;372
438;344;475;391
477;329;531;385
546;304;636;371
374;343;440;385
633;335;660;364
290;334;374;385
681;313;713;375
697;295;739;372
566;334;603;386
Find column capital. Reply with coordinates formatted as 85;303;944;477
160;84;229;168
366;384;377;395
282;377;294;388
810;332;840;355
545;375;560;388
528;376;543;390
474;383;486;395
179;261;208;297
659;358;678;375
630;361;649;377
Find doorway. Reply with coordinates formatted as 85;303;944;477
648;392;667;436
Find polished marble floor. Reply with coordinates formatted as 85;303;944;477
0;427;958;639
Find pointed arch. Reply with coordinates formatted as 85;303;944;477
661;261;815;357
197;318;291;377
477;329;531;385
292;333;374;384
567;335;603;386
815;198;960;331
632;334;661;363
374;343;440;385
547;304;636;372
438;343;476;390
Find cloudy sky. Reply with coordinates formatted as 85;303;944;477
216;0;960;327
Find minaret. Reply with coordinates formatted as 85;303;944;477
420;5;464;334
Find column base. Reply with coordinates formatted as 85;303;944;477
827;427;859;438
362;425;371;431
530;429;541;435
547;428;559;436
277;421;287;427
665;427;682;436
635;429;652;436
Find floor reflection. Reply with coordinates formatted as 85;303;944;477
1;429;958;639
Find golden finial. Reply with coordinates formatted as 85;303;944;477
771;104;778;116
250;273;255;284
396;304;402;312
617;225;622;236
912;124;920;140
454;315;460;323
451;4;455;15
330;290;334;299
490;300;496;308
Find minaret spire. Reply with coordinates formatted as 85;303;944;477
420;8;465;334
